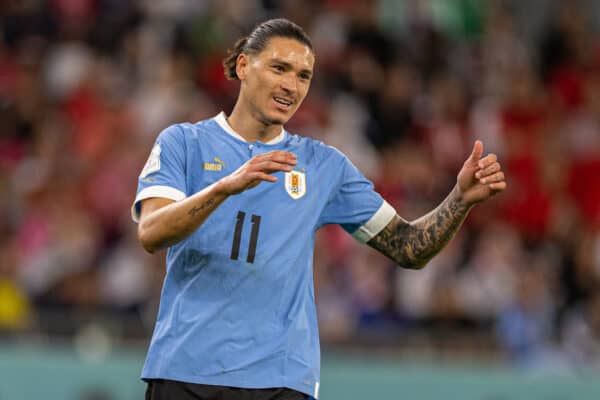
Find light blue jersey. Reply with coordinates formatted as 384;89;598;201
132;112;395;398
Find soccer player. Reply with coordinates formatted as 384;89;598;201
133;18;506;400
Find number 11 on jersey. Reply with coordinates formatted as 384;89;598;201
230;211;261;263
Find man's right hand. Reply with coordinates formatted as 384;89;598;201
216;150;297;195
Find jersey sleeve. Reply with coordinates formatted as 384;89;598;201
131;124;187;223
317;149;396;243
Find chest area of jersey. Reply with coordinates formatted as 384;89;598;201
184;141;322;266
188;143;319;206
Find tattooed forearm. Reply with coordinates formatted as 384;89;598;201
368;186;470;269
188;198;216;217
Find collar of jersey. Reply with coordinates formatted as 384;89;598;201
214;112;287;145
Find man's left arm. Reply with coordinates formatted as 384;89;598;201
367;140;506;269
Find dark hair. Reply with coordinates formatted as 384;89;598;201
222;18;313;80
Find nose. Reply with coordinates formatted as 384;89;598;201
280;73;297;94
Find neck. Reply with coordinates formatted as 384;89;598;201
227;99;283;143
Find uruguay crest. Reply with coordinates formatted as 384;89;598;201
284;169;306;200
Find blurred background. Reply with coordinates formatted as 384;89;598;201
1;0;600;399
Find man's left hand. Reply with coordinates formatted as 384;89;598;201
456;140;507;206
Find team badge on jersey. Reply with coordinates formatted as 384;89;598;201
140;144;161;178
284;169;306;200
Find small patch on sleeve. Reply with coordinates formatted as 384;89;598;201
140;144;161;178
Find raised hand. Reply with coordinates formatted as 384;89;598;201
218;150;297;195
457;140;506;206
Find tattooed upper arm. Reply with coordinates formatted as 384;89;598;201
367;187;470;269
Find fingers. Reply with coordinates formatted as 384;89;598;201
249;150;297;174
469;140;484;163
250;171;278;183
224;151;297;194
475;161;500;179
243;151;298;185
459;143;507;201
478;171;504;185
477;153;497;170
255;150;297;165
489;181;507;191
252;160;293;173
474;154;504;190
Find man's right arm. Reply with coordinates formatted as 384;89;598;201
137;150;297;253
137;183;228;253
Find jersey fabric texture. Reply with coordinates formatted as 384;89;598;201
132;112;395;398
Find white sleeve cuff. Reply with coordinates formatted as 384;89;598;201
351;200;396;243
131;185;186;223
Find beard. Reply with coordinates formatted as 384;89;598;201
252;100;290;127
261;114;286;126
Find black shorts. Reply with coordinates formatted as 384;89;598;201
145;379;309;400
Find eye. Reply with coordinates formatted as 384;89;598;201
272;65;284;72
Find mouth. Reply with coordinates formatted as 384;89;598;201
272;96;294;111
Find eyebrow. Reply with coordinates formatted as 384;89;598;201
270;59;313;77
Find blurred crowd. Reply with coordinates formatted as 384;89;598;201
1;0;600;372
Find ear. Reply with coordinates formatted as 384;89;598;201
236;53;248;81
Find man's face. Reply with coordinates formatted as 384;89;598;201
237;36;314;126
